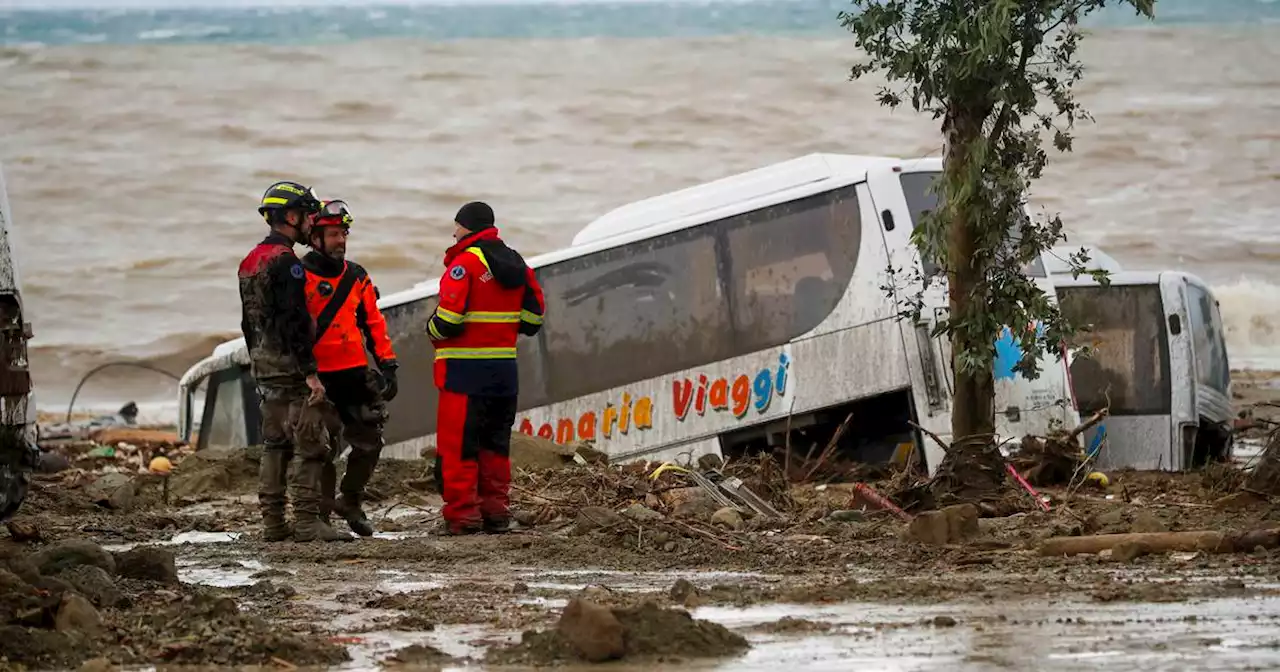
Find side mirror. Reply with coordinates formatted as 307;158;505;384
1168;314;1182;336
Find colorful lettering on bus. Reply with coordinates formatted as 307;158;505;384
517;352;793;445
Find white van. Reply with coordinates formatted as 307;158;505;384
179;154;1080;477
1048;245;1233;470
0;161;39;521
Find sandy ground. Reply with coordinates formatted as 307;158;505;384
3;371;1280;671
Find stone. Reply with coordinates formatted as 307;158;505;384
1130;512;1168;534
907;511;951;545
827;510;867;523
32;540;115;576
85;473;138;512
57;565;127;609
557;598;625;663
943;504;980;542
54;593;102;635
669;578;702;607
710;508;745;531
620;504;664;523
113;547;178;584
1112;541;1148;563
574;507;625;534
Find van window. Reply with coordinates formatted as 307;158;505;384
379;294;444;444
724;186;861;351
1185;283;1230;394
1058;284;1172;416
200;369;249;450
899;171;1047;278
540;226;732;401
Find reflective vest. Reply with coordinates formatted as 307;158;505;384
301;256;397;374
428;228;545;396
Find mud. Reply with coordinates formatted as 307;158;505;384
4;372;1279;669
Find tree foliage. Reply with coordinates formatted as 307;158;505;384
840;0;1154;447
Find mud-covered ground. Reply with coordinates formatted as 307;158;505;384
5;371;1280;670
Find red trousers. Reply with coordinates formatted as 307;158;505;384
435;390;517;527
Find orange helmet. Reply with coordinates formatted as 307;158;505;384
315;199;353;229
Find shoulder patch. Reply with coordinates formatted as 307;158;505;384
290;263;305;280
449;265;466;281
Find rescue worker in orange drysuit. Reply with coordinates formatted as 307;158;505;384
427;201;545;535
302;199;399;538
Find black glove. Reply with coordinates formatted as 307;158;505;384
379;362;399;402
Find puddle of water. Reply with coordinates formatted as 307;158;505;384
512;568;775;593
178;558;266;588
341;625;508;667
379;579;446;593
103;530;242;553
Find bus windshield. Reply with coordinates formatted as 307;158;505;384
899;171;1047;278
1057;284;1172;416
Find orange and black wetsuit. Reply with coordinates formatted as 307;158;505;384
427;226;545;533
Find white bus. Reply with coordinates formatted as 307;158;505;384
1048;246;1233;471
178;154;1080;477
0;161;39;521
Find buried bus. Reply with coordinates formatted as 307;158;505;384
178;154;1080;477
1047;246;1233;471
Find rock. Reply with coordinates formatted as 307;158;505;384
57;566;126;609
557;598;625;663
669;578;701;607
37;451;71;474
388;643;453;665
932;615;958;627
1130;512;1168;534
512;582;529;594
697;454;725;471
710;508;745;531
1112;541;1148;563
662;487;717;515
32;540;115;576
78;657;115;672
643;493;663;510
579;585;614;604
1095;509;1128;532
5;520;42;543
620;504;664;523
54;593;102;635
827;510;867;523
574;507;625;534
85;473;138;511
943;504;980;542
907;511;950;545
113;547;178;584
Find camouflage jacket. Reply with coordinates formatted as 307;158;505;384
237;231;317;394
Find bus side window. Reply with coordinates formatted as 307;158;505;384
723;186;860;350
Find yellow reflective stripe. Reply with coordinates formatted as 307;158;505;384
464;247;491;272
261;197;290;205
427;320;445;340
464;311;520;323
434;347;517;360
519;310;543;325
436;307;464;324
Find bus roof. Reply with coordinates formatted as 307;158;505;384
572;153;934;247
204;152;944;365
1045;244;1125;276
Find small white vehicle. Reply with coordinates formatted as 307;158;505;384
179;154;1081;477
0;161;39;521
1048;245;1233;470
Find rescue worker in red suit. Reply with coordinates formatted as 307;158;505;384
427;201;545;535
239;181;348;543
301;199;400;538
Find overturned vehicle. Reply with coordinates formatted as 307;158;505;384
179;154;1082;477
1048;245;1233;471
0;162;39;522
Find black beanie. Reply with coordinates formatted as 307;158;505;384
455;201;495;232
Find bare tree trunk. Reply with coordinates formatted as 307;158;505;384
929;107;1008;505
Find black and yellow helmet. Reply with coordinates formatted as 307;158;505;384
258;181;322;218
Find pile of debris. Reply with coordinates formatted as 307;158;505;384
36;402;190;478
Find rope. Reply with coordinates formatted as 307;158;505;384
64;361;181;424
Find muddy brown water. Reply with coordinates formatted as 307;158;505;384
95;497;1280;672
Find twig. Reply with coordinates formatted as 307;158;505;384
802;413;854;482
672;520;743;551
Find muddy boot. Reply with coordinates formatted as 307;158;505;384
439;518;483;536
334;494;375;537
336;443;381;537
483;516;514;535
291;459;352;543
258;447;293;542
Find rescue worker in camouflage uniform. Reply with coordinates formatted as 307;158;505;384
238;181;350;543
301;199;399;537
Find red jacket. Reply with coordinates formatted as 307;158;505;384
427;228;544;396
301;251;397;373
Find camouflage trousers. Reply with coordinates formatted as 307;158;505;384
257;391;337;537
